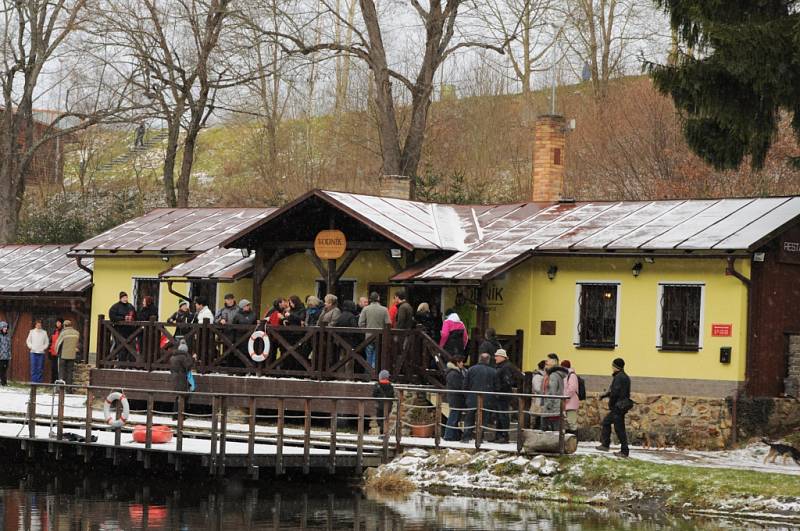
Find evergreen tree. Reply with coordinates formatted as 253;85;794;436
649;1;800;170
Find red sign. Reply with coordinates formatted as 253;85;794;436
711;324;732;337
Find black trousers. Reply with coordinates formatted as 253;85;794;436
601;408;629;455
0;360;7;385
494;397;511;440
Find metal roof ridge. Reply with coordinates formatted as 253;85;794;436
429;203;443;248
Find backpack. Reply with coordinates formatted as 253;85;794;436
186;371;196;392
571;372;587;401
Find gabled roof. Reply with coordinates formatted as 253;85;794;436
72;207;275;255
0;245;92;294
417;197;800;281
161;247;253;281
222;189;518;252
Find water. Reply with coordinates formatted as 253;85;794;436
0;467;796;530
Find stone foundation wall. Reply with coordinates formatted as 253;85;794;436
576;392;800;450
577;393;733;450
785;335;800;397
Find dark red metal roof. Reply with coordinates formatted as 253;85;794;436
72;208;275;254
0;245;92;294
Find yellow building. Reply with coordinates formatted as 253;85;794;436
70;187;800;398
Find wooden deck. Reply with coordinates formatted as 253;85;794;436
0;382;565;478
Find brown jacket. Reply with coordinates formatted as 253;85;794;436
56;326;80;360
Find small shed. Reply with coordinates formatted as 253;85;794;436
0;245;92;382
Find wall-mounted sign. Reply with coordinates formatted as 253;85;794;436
711;324;732;337
314;230;347;259
780;238;800;264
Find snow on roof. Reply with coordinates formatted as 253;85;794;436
72;207;276;254
0;245;92;294
416;197;800;281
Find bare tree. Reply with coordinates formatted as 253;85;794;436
559;0;662;98
103;0;235;207
0;0;138;243
249;0;509;195
481;0;555;97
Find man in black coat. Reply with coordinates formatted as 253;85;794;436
597;357;632;457
461;352;496;442
109;291;136;361
493;349;521;443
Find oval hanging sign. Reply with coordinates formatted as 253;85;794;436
314;230;347;259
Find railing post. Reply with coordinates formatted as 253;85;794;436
356;401;365;475
145;393;154;449
516;396;525;454
209;395;218;474
434;392;442;449
380;323;392;377
558;397;566;455
476;394;484;449
328;399;338;474
27;385;37;439
176;395;185;453
395;389;404;449
96;315;106;368
56;384;65;441
382;401;390;463
275;398;285;476
84;389;93;463
218;396;228;475
303;398;311;474
247;396;256;472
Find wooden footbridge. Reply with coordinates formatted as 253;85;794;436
0;383;566;478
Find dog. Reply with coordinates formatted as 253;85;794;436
762;438;800;465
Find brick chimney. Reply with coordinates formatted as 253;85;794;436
531;114;566;202
380;175;411;200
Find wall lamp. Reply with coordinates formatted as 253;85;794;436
632;262;643;277
390;248;402;259
547;265;558;280
161;256;169;262
240;248;251;259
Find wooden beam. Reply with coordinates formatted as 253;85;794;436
305;250;328;278
259;241;396;250
336;249;360;278
253;248;286;317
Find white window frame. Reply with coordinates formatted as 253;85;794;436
655;282;705;351
315;277;358;302
573;281;621;348
131;277;162;319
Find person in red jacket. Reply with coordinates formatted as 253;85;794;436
49;319;63;382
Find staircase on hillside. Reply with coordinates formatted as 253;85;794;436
96;129;170;172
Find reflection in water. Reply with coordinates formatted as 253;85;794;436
0;467;796;530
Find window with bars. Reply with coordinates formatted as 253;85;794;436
660;285;702;350
577;284;618;348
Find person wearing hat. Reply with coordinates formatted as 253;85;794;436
372;370;395;434
493;348;522;443
170;339;197;413
108;291;136;361
597;357;632;457
215;293;239;325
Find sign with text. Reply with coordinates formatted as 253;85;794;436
711;324;732;337
780;238;800;264
314;230;347;259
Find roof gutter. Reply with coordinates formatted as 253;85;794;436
726;256;752;400
75;256;93;276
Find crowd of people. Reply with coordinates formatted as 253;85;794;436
0;318;82;386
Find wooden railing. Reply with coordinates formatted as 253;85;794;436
95;316;503;386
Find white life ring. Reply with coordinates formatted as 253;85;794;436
248;330;270;362
103;391;130;429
